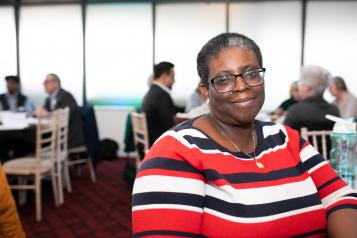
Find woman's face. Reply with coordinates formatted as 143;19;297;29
329;83;338;97
207;47;265;126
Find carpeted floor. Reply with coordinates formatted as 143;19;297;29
17;159;133;238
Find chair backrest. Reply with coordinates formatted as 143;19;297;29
36;115;57;166
131;111;149;161
79;106;100;166
301;127;332;159
53;107;70;161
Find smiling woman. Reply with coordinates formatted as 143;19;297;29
132;33;357;237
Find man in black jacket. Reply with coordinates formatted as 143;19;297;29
36;73;84;148
141;62;183;146
0;75;33;116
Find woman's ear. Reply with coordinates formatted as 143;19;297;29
199;83;209;99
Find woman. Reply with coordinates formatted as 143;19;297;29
274;81;300;116
132;33;357;237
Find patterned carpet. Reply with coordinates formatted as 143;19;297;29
17;159;133;238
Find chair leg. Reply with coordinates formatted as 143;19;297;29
64;160;72;193
35;174;42;222
57;161;64;205
51;167;59;207
17;177;27;206
88;159;96;183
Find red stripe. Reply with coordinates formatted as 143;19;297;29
136;169;204;181
326;198;357;212
132;209;202;234
202;209;326;237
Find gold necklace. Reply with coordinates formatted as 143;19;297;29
209;115;264;169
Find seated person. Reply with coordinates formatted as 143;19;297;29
141;62;184;146
274;81;300;116
0;75;33;117
35;73;84;148
132;33;357;237
329;76;357;120
185;83;208;112
284;65;339;132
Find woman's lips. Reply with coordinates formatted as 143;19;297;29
232;97;255;103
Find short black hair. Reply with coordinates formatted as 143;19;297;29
332;76;348;91
153;61;174;79
197;32;262;84
5;75;20;83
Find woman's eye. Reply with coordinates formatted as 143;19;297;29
215;76;231;85
244;70;258;80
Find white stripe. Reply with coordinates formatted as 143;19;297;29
204;204;323;223
261;123;286;138
132;204;203;213
159;128;288;160
328;196;357;206
205;177;318;205
308;160;329;174
322;186;356;207
133;175;205;196
300;145;319;162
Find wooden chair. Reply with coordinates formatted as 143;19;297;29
3;116;58;221
131;111;150;168
301;127;332;159
53;108;70;205
66;106;97;186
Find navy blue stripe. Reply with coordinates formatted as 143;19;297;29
300;137;307;150
257;130;286;155
183;135;215;150
134;230;206;238
302;154;325;171
343;193;357;199
292;229;326;237
204;162;306;184
316;176;340;191
327;204;357;217
205;193;322;218
139;157;202;174
132;192;204;208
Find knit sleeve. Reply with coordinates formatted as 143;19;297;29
132;133;205;237
299;137;357;216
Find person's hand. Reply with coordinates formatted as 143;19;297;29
34;107;49;118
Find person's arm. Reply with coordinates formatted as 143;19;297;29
328;209;357;237
299;137;357;236
132;133;205;236
0;166;25;238
24;98;34;117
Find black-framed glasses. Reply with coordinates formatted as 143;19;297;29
209;68;266;93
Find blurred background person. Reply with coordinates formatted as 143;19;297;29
0;75;33;117
273;81;300;116
35;73;84;148
284;65;339;132
329;76;357;120
185;83;208;112
141;62;184;146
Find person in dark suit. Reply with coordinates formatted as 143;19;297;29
35;73;84;148
141;62;183;146
0;75;33;116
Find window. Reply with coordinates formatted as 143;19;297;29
19;5;83;106
86;3;153;106
155;2;226;105
0;7;17;93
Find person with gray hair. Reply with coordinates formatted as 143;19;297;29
35;73;84;148
284;65;339;132
329;76;357;119
132;33;357;237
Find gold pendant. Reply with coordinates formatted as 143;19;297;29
255;161;264;169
